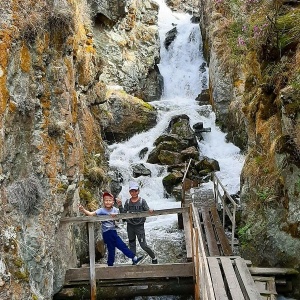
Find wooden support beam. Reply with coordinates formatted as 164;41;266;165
65;263;194;284
88;222;96;300
249;267;299;276
201;207;220;256
210;207;232;256
182;211;192;261
55;278;194;299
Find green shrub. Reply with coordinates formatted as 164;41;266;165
276;9;300;50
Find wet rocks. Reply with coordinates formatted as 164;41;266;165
146;114;218;196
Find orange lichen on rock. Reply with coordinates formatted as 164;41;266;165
71;91;78;124
85;44;95;54
8;101;17;113
81;109;103;153
20;42;31;73
0;30;11;116
40;91;51;116
41;133;61;179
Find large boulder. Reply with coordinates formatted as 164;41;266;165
99;88;157;143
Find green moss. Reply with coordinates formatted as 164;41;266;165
296;177;300;193
142;101;155;110
56;183;68;193
254;155;263;165
255;188;272;201
13;257;23;268
74;287;89;298
237;223;252;248
285;100;300;115
79;188;94;204
14;270;29;282
85;167;105;184
290;71;300;90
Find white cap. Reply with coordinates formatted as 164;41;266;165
129;181;139;191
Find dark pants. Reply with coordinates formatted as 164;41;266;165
102;230;135;266
127;223;155;259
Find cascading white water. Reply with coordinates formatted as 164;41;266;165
108;0;244;267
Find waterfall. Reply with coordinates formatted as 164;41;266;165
108;0;244;266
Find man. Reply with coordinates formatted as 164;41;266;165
119;182;158;264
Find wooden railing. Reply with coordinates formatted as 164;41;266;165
212;172;238;251
190;203;215;299
60;207;189;300
181;158;193;205
181;159;237;251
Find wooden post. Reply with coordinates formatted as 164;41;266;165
232;204;236;251
88;222;96;300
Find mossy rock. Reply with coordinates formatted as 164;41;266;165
162;171;183;194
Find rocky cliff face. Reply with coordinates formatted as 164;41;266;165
91;0;162;102
0;0;160;298
199;0;300;295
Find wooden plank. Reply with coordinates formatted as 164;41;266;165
201;207;220;256
252;276;277;296
234;258;262;300
207;257;229;299
65;263;194;283
219;257;244;299
88;222;96;300
61;207;188;223
182;211;192;261
210;206;233;256
213;256;252;266
249;267;299;275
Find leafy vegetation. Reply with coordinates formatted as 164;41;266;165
276;8;300;50
217;0;299;62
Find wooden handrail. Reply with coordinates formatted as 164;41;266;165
60;207;188;224
61;206;190;300
212;173;238;251
181;158;193;205
190;203;215;299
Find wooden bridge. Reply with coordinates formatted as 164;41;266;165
59;166;298;299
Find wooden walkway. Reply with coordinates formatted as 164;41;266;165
58;173;298;299
199;205;233;256
182;172;293;300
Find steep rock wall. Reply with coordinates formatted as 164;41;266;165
198;0;300;295
0;0;160;299
198;0;247;149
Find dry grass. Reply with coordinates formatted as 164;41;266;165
0;0;92;41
